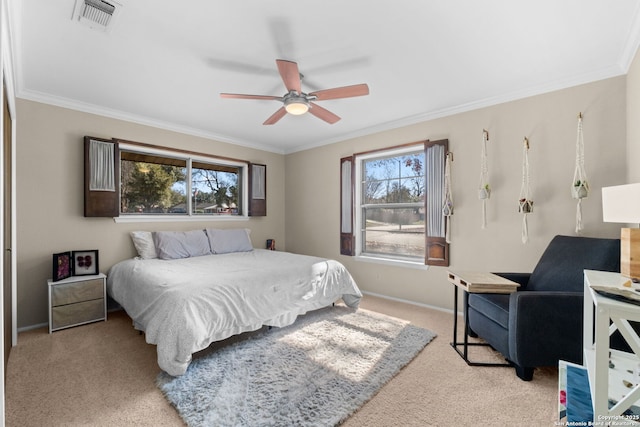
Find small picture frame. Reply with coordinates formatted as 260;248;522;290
52;252;72;282
72;250;99;276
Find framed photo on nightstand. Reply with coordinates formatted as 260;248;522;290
52;251;72;282
72;250;99;276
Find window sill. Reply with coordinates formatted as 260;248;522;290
354;254;430;270
113;215;249;224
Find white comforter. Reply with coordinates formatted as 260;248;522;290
107;249;362;376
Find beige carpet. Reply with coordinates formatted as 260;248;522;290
5;295;559;426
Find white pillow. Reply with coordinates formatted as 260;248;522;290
206;228;253;254
130;231;157;259
153;230;212;260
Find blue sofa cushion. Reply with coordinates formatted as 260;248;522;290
527;235;620;292
468;293;510;329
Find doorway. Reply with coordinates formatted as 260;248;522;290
3;81;12;371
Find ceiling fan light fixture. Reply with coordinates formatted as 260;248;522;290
284;98;309;115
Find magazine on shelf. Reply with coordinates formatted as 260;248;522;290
590;279;640;305
558;360;593;423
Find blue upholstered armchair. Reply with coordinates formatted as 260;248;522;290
467;235;620;381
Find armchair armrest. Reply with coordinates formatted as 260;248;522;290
508;291;583;367
492;272;531;289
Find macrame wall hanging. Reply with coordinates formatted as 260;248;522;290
442;152;454;243
572;113;589;234
478;129;490;228
518;137;533;244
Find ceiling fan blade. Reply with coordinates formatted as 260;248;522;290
309;83;370;100
308;102;341;124
263;107;287;125
276;59;302;94
220;93;281;101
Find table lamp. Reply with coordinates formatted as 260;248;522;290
602;183;640;280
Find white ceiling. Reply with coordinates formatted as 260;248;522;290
9;0;640;154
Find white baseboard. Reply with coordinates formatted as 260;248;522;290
18;294;455;334
17;322;47;333
18;307;124;334
361;290;457;315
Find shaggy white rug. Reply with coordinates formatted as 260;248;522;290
157;305;436;427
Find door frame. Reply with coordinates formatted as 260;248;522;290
1;0;18;422
2;81;15;349
1;0;17;350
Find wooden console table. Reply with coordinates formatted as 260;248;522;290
447;270;519;366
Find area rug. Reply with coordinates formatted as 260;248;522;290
157;305;436;427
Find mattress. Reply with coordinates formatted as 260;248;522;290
107;249;362;375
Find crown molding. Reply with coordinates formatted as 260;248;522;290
286;64;627;154
15;63;627;156
16;88;288;155
618;1;640;73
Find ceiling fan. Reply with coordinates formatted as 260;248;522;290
220;59;369;125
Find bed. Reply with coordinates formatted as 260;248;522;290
107;230;362;376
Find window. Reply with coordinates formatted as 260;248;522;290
84;137;266;219
341;140;449;266
359;148;426;261
120;152;188;214
119;146;245;217
191;162;241;215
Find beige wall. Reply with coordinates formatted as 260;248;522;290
628;48;640;182
16;99;286;327
14;74;631;327
285;77;626;310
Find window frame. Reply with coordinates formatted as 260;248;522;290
355;144;426;265
114;141;249;223
341;139;449;267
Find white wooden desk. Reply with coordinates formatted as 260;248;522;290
583;270;640;423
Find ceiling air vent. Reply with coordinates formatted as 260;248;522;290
72;0;122;32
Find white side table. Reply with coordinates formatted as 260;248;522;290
583;270;640;422
48;273;107;333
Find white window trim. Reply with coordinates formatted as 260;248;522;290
354;254;430;270
353;144;427;267
116;143;249;222
114;215;248;224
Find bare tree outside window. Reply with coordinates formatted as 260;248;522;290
120;151;241;216
361;151;425;259
191;166;239;214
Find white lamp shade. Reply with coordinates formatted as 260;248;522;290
602;183;640;224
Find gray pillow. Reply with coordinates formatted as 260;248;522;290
153;230;212;260
206;228;253;254
130;231;157;259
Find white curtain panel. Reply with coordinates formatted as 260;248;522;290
89;139;115;191
426;144;445;238
341;161;352;234
251;164;266;199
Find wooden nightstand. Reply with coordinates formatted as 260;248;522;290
48;273;107;333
